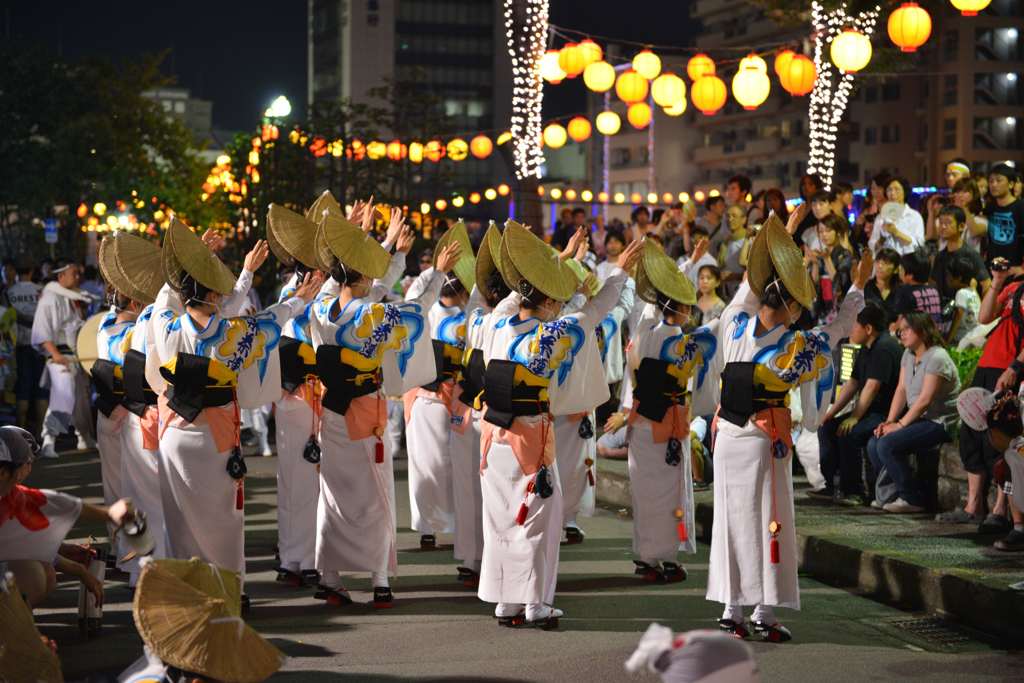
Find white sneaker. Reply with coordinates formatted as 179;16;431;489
870;499;883;509
882;498;925;513
39;442;59;459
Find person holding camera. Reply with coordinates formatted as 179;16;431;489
943;256;1023;536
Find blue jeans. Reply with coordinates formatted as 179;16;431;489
818;412;885;496
866;420;948;507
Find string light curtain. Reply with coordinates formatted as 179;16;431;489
807;1;880;191
504;0;550;179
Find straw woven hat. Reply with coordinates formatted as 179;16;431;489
433;220;476;291
76;312;105;375
267;204;320;269
133;559;282;683
98;232;163;304
498;220;577;302
746;212;815;310
304;189;343;224
0;575;63;683
162;218;237;296
475;222;504;302
635;239;696;305
318;211;390;280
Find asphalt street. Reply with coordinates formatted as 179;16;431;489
30;453;1024;682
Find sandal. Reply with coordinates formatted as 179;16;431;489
753;620;792;643
718;619;750;639
313;585;353;606
934;508;980;524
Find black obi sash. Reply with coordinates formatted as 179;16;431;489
122;349;157;417
315;344;380;416
718;361;788;428
633;357;689;423
457;348;485;409
159;353;234;423
482;359;549;429
91;359;123;418
280;337;317;393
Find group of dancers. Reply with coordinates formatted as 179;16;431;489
77;191;872;638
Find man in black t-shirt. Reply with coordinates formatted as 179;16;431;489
984;163;1024;267
813;303;903;502
892;248;944;331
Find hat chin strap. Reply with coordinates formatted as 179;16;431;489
767;278;800;322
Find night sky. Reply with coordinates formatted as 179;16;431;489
5;1;694;132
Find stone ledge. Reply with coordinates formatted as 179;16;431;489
597;458;1024;645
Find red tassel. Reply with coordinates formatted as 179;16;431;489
375;439;384;464
515;502;529;525
235;483;244;511
586;470;595;487
677;519;688;542
770;536;780;564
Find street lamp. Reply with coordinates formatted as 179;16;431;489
265;95;291;119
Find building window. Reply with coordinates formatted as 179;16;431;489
881;125;891;143
942;118;956;149
882;82;901;101
942;29;958;61
973;116;1023;150
174;101;186;114
943;75;958;106
865;86;878;103
865;127;877;145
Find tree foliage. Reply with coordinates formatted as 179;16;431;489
0;47;222;259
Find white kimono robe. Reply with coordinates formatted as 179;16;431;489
705;281;863;610
151;280;303;576
95;310;133;561
118;304;167;583
309;267;443;580
622;315;718;563
477;266;626;607
402;284;483;537
452;301;490;571
273;253;406;574
31;282;92;443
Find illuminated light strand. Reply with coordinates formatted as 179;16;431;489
504;0;550;179
807;2;880;191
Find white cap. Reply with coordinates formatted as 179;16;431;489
0;426;37;465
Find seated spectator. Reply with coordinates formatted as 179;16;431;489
0;426;135;607
931;205;990;302
891;249;943;331
814;303;902;504
831;182;854;220
865;248;901;325
696;265;726;325
943;252;982;346
867;312;960;513
869;176;925;255
948;260;1022;531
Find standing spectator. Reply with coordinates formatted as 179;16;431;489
831;182;854;219
6;258;44;438
983;164;1024;267
865;248;902;325
867;312;960;512
678;230;717;289
626;206;653;243
596;231;627;281
724;174;751;218
717;205;749;298
943;253;982;346
891;249;943;330
590;213;608;259
870;176;925;255
930;205;990;302
926;158;972;242
814;302;903;504
952;177;988;252
948;261;1022;530
972;171;989;204
762;188;790;224
809;214;854;322
853;173;891;253
794;173;826;245
695;264;726;324
552;207;585;250
79;265;105;315
659;202;693;259
696;195;726;241
747;189;766;224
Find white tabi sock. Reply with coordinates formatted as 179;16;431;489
752;604;776;624
371;571;389;588
320;570;343;589
721;603;743;623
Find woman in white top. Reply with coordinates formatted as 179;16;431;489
869;176;924;255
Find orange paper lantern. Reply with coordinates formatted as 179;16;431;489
470;135;493;159
687;53;716;81
578;39;603;66
558;43;586;78
887;2;932;53
830;29;872;73
651;73;686;108
950;0;991;16
616;69;649;105
424;140;446;162
691;75;727;115
386;140;406;161
627;102;652;129
567;116;592;143
781;55;817;96
583;60;615;92
774;49;796;78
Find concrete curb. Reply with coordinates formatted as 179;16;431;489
597;467;1024;645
